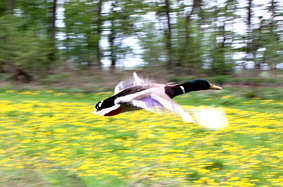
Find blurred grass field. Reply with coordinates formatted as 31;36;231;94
0;87;282;186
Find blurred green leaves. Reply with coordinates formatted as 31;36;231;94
0;15;51;73
0;0;282;77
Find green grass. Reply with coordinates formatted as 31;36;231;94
0;87;282;186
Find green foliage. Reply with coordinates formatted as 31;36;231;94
0;15;51;74
0;1;6;16
186;171;201;181
139;22;165;65
176;20;204;72
0;0;282;75
0;73;10;81
241;87;283;100
64;0;96;64
64;0;143;67
16;0;50;33
205;159;225;170
242;90;258;99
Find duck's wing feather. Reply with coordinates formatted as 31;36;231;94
114;72;160;94
149;93;195;123
114;72;145;94
130;95;164;111
115;88;158;104
115;89;194;123
114;79;140;94
114;80;133;94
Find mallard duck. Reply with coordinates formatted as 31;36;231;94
94;72;222;123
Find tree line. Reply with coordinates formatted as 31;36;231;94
0;0;282;81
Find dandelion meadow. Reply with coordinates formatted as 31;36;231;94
0;89;282;186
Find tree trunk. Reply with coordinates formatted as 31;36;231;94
247;0;259;76
177;0;201;68
109;27;116;71
5;0;15;13
0;0;15;71
176;7;193;67
95;0;103;69
109;2;116;71
246;0;256;74
269;0;278;76
48;0;57;63
164;0;173;68
185;0;201;46
10;68;33;83
87;38;93;67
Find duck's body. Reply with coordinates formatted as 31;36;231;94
94;73;222;122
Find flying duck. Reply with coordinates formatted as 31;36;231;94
94;72;222;123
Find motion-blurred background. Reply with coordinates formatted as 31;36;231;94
0;1;283;186
0;0;282;91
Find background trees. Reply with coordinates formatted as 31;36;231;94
0;0;282;80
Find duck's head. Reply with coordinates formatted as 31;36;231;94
183;79;222;92
94;97;122;116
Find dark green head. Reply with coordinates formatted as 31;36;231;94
181;79;222;92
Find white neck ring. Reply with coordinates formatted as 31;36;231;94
180;86;186;94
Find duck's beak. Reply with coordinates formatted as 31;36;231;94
209;84;222;90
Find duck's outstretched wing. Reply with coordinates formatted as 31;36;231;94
114;72;145;94
115;89;194;123
114;79;136;94
149;93;195;123
114;72;160;94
